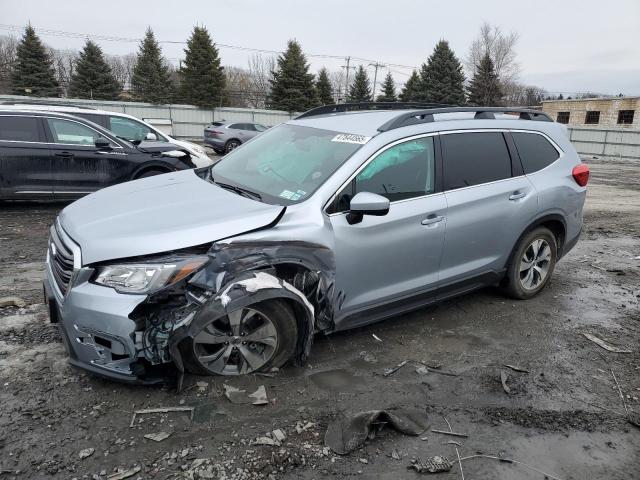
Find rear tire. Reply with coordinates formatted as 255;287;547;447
504;227;557;299
225;140;240;153
182;299;298;376
136;169;168;179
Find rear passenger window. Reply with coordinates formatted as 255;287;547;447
0;116;41;142
512;132;560;174
442;132;512;190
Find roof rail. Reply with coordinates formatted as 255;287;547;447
295;102;454;120
378;107;552;132
0;101;97;110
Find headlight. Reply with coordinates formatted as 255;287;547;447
94;256;208;294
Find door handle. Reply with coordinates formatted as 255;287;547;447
55;152;74;158
421;214;444;226
509;191;526;201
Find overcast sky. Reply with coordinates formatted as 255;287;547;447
2;0;639;95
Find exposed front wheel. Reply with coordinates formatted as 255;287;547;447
183;300;298;376
504;227;557;299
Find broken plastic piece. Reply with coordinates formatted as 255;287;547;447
582;333;632;353
408;456;453;473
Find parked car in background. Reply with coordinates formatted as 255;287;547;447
0;109;196;200
44;103;588;382
204;120;268;154
1;103;212;167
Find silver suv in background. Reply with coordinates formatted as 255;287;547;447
44;103;589;384
204;120;268;154
0;103;212;167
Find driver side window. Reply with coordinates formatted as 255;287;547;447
108;116;157;142
331;136;436;213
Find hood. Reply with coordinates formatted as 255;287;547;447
59;170;284;265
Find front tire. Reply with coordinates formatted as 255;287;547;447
183;299;298;376
504;227;557;300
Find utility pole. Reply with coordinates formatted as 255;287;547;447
341;56;355;103
368;62;384;101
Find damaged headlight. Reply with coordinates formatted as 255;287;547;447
94;256;208;294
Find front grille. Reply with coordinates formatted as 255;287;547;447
49;224;74;296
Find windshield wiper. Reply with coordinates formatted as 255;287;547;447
213;180;262;201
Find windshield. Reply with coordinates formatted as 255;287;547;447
210;124;364;204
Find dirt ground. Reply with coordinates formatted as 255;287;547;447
0;157;638;480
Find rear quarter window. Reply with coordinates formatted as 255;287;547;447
512;132;560;174
442;132;512;190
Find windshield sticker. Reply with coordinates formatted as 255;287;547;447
331;133;371;144
279;190;296;199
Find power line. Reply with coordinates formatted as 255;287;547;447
0;23;418;70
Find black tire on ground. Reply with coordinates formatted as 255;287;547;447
225;140;240;153
136;169;168;179
181;299;299;376
213;148;224;154
503;226;558;300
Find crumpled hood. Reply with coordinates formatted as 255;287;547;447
59;170;284;265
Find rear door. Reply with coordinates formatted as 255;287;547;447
0;115;53;199
43;117;128;199
438;130;539;292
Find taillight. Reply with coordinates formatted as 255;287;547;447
572;163;590;187
205;130;222;137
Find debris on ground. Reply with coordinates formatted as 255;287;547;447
415;365;430;375
0;296;26;308
196;381;208;393
383;360;409;377
372;334;383;342
248;385;268;405
500;370;511;394
324;407;429;454
129;406;194;427
295;421;316;434
445;440;462;447
503;364;529;373
431;429;468;438
106;466;142;480
391;449;401;460
359;350;378;363
272;428;286;442
408;456;453;474
253;436;279;446
582;333;632;353
143;431;171;442
78;447;94;459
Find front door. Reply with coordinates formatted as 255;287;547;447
329;135;447;329
43;117;124;199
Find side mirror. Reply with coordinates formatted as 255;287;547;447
95;137;111;150
145;132;158;141
346;192;390;225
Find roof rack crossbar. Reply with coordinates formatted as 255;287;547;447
295;102;454;120
378;107;552;132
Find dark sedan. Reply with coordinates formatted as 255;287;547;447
0;110;196;200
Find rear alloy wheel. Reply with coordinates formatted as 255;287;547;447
185;300;298;376
504;227;557;299
225;140;240;153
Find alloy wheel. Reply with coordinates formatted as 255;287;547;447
519;238;552;291
193;307;278;375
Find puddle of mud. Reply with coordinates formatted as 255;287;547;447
308;368;364;391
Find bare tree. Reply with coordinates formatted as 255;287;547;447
502;80;546;106
328;69;346;102
49;48;78;97
246;53;275;108
466;22;520;84
0;35;18;94
224;66;253;107
106;53;137;91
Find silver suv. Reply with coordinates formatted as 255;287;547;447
44;104;589;383
204;120;268;154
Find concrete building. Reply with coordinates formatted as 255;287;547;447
542;97;639;129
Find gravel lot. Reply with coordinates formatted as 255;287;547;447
0;157;638;479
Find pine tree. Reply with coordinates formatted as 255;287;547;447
180;26;225;108
467;53;502;106
417;40;465;105
68;40;121;100
131;28;173;104
10;25;59;96
347;65;371;102
399;70;420;102
268;40;318;112
316;67;333;105
376;72;397;102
